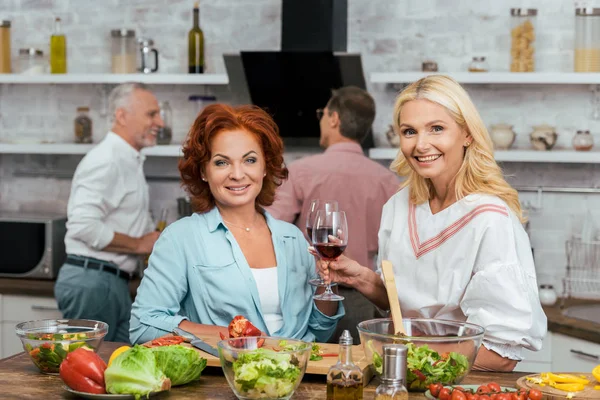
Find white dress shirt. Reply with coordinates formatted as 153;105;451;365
250;267;284;335
64;132;153;274
376;188;547;361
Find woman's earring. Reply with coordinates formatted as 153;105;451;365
202;177;207;182
263;173;267;177
464;141;471;147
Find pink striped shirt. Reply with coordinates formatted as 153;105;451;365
266;142;400;270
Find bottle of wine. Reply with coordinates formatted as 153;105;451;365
188;1;204;73
50;17;67;74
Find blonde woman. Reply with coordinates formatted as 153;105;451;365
316;75;547;371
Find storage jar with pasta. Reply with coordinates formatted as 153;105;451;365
510;8;537;72
575;8;600;72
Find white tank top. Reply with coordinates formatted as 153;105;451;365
250;267;284;335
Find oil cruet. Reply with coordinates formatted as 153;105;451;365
375;344;409;400
326;330;363;400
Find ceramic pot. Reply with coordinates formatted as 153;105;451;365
539;284;558;306
490;124;516;150
530;124;558;150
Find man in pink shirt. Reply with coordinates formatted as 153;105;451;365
267;86;400;342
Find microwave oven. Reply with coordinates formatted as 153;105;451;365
0;212;67;279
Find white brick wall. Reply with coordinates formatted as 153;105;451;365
1;0;600;294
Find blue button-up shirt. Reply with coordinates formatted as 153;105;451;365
130;207;344;344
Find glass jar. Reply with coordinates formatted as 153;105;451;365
575;8;600;72
510;8;537;72
157;101;172;145
188;94;217;117
111;29;136;73
0;20;11;73
74;107;93;143
573;129;594;151
468;56;489;72
17;48;46;75
421;60;438;72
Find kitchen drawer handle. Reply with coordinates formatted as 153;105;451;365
31;305;59;311
570;349;599;360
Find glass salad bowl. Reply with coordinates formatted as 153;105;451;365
15;319;108;374
217;336;311;400
357;318;485;391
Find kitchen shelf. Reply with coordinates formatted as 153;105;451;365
0;73;229;85
368;148;600;163
0;143;183;157
370;72;600;85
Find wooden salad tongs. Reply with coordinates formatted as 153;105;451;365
381;260;407;336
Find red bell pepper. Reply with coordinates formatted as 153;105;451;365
59;347;107;394
221;315;265;348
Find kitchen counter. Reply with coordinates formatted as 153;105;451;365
543;299;600;344
0;277;142;299
0;341;528;399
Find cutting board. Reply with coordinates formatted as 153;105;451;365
147;334;373;385
516;373;600;400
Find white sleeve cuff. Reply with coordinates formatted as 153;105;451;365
482;340;524;361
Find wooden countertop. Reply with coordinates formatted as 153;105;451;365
0;341;528;400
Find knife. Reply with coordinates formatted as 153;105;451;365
173;327;220;357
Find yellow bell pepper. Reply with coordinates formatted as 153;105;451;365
547;373;590;385
593;364;600;383
553;383;586;392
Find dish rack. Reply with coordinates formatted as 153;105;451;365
561;239;600;303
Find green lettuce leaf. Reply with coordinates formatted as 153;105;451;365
150;345;207;386
105;345;171;399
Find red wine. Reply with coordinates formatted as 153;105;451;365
314;243;346;260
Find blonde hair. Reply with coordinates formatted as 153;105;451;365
390;75;525;222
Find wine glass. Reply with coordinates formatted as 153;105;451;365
312;210;347;301
306;200;339;287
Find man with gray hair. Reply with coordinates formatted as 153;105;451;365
267;86;400;343
54;82;164;342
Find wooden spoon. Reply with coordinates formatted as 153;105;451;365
381;260;407;336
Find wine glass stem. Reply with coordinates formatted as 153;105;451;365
324;284;334;295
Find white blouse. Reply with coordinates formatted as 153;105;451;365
376;188;547;361
250;267;284;335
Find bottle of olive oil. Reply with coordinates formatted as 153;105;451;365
326;330;363;400
188;1;204;73
50;17;67;74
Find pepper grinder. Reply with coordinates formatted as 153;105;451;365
375;344;409;400
326;330;363;399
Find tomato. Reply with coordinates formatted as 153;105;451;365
477;386;491;395
430;383;443;398
479;396;491;400
59;348;107;394
150;335;184;347
439;387;452;400
488;383;501;393
509;393;519;400
466;393;477;400
528;389;542;400
454;386;466;392
495;393;510;400
452;389;467;400
490;394;498;400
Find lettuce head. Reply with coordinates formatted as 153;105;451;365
150;345;207;386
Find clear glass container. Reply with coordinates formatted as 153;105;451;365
573;129;594;151
74;106;93;144
17;48;46;75
111;29;136;73
510;8;537;72
188;94;217;117
468;56;489;72
157;101;172;145
0;20;11;73
376;344;408;400
326;330;363;400
575;8;600;72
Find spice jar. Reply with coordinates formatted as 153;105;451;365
17;48;46;75
573;129;594;151
326;330;363;400
575;8;600;72
0;20;11;73
375;344;408;400
156;101;172;145
188;94;217;117
111;29;136;73
74;107;93;143
422;60;438;72
468;56;489;72
510;8;537;72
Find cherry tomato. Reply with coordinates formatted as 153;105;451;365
472;395;480;400
454;386;466;393
440;387;452;400
452;390;467;400
495;393;510;400
490;394;498;400
466;393;477;400
430;383;443;398
479;395;491;400
488;383;501;393
528;389;542;400
510;393;519;400
477;386;491;395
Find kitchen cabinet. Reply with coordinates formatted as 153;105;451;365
551;332;600;372
514;331;553;373
1;294;61;358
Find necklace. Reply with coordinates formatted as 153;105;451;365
223;215;258;232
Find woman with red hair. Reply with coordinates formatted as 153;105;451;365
130;104;344;344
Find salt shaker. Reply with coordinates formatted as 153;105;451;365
375;344;409;400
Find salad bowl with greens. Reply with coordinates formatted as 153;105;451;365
357;318;484;392
217;336;310;400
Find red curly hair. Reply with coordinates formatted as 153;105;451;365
179;104;288;213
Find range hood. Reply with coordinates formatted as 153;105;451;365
224;0;373;148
